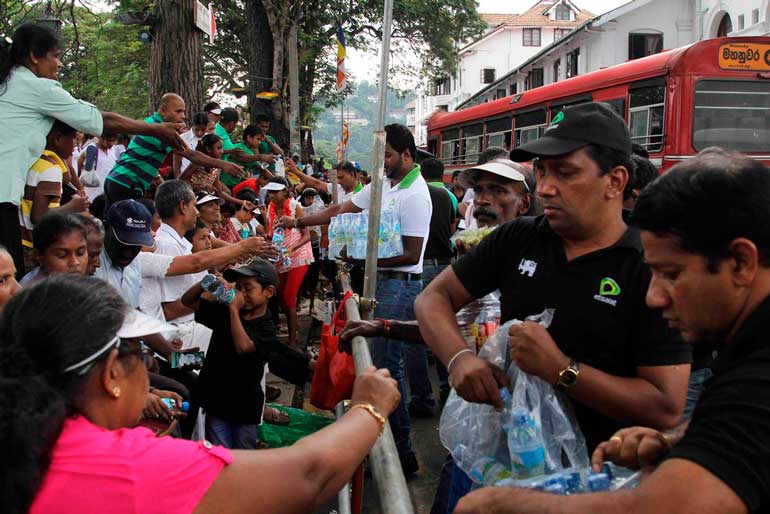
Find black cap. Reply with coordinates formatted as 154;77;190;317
223;258;279;288
509;102;631;162
104;200;154;247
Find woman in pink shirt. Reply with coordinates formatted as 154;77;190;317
0;275;399;514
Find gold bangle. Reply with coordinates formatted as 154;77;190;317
351;403;386;435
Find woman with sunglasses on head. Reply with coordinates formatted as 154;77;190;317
1;275;400;514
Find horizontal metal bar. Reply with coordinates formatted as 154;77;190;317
339;273;415;514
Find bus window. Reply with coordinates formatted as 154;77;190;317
693;80;770;153
514;108;547;148
629;84;665;152
462;124;483;164
605;98;626;119
485;117;512;150
441;128;460;165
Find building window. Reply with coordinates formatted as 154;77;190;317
552;60;561;83
509;83;518;96
752;9;759;25
738;14;744;30
628;33;663;60
495;88;507;100
523;28;542;47
555;4;571;20
481;68;496;84
717;14;732;37
432;76;450;96
566;48;579;78
554;28;571;40
524;68;544;91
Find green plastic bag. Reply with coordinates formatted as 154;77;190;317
259;404;334;448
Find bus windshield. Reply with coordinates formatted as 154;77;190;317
693;79;770;153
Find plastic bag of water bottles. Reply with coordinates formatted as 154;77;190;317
440;309;591;488
328;211;403;260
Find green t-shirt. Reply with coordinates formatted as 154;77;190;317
259;135;278;172
214;123;235;151
107;112;172;192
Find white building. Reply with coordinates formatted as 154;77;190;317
460;0;769;107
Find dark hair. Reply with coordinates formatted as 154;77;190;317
89;194;106;220
0;276;127;514
254;114;270;124
420;157;444;181
49;120;76;137
220;107;239;123
33;212;87;253
336;160;357;175
478;146;508;165
242;124;264;139
452;169;463;181
154;180;194;219
196;133;221;154
625;154;658;199
136;198;157;217
191;112;209;126
73;213;103;237
220;202;237;217
0;23;60;93
583;143;633;178
385;124;417;160
631;148;770;272
184;218;209;242
203;101;220;113
236;188;258;204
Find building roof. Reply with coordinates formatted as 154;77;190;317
480;13;516;26
502;0;594;27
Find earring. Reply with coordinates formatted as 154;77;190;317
112;386;121;398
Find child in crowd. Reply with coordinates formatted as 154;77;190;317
174;111;210;178
20;211;88;286
181;259;313;448
232;124;268;178
181;133;245;205
20;121;88;270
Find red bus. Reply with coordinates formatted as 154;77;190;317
427;37;770;174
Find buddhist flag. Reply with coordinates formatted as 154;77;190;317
336;23;347;91
342;121;350;148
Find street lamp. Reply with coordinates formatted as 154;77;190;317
37;1;62;35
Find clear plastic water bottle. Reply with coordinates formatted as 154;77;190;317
272;226;291;267
161;398;190;412
587;473;611;492
328;216;338;258
453;444;512;486
354;213;368;259
506;406;546;479
201;274;235;304
274;155;285;176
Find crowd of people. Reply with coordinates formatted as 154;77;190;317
0;21;769;514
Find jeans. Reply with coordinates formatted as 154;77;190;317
683;367;713;420
370;276;422;460
405;263;448;409
205;414;259;449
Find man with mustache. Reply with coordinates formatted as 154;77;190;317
415;102;692;456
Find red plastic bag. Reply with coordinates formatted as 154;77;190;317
310;291;356;410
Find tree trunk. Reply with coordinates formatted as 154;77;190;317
299;54;317;161
245;0;273;123
150;0;204;118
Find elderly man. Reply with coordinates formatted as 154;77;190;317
104;93;244;207
456;149;770;514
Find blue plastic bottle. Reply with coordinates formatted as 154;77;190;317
161;398;190;412
201;274;235;304
587;473;611;492
507;407;546;479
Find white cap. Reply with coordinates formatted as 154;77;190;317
209;108;222;115
196;194;224;206
118;309;175;338
262;182;287;192
458;159;530;190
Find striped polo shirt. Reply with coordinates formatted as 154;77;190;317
20;150;66;247
106;112;171;192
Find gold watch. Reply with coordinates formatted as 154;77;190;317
556;360;580;390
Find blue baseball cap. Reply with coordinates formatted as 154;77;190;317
104;200;155;247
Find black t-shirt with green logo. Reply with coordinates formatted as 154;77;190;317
452;215;692;451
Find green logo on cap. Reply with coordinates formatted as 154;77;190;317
550;111;565;126
599;277;621;296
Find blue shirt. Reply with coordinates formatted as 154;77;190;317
0;66;103;205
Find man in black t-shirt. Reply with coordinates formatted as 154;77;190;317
415;102;691;452
454;149;770;514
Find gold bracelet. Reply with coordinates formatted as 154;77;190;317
351;403;386;435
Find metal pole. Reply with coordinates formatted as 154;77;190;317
339;273;414;514
335;402;352;514
288;16;301;156
361;0;394;320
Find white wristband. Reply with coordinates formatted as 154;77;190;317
447;348;473;373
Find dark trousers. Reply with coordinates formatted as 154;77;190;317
104;178;144;214
0;203;24;278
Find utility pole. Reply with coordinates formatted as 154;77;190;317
288;14;301;156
